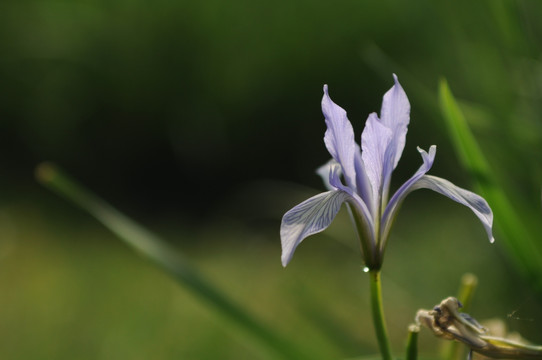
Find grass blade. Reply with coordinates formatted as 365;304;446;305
438;79;542;287
36;162;318;360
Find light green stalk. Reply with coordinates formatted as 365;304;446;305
405;324;419;360
369;270;393;360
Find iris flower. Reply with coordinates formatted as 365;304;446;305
280;75;494;269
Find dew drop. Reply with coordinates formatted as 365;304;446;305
363;267;369;273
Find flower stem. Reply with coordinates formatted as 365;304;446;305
405;324;419;360
369;270;393;360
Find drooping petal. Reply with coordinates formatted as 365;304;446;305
280;190;351;267
322;85;359;191
412;175;494;243
380;74;410;171
361;112;392;210
380;146;436;247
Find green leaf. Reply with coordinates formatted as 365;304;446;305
36;162;319;360
439;79;542;288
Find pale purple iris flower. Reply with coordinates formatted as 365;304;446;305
280;75;494;269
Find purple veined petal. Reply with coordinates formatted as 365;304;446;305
380;74;410;171
354;148;373;212
411;175;494;243
316;159;337;191
380;146;437;248
322;85;359;192
328;160;378;254
328;161;373;223
317;143;373;211
280;190;351;267
361;112;392;211
316;159;374;229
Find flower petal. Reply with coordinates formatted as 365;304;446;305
354;149;374;212
328;160;378;257
322;85;359;191
316;159;337;191
280;190;351;267
380;74;410;171
412;175;494;243
317;160;374;230
380;146;436;246
361;112;392;209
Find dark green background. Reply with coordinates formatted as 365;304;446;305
1;1;542;359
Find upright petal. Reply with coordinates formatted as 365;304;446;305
354;149;373;210
328;160;378;256
316;159;337;191
280;190;351;267
322;85;359;191
380;146;436;247
361;112;392;210
380;74;410;170
328;160;374;230
318;160;374;224
412;175;494;243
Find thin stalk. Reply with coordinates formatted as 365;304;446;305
405;324;419;360
369;270;393;360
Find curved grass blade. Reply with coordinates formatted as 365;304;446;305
438;79;542;287
36;162;318;360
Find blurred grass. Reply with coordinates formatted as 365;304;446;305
439;79;542;290
35;162;317;360
1;182;541;359
1;0;542;358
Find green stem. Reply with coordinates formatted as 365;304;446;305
405;324;419;360
369;270;393;360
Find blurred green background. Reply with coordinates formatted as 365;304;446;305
2;0;542;359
